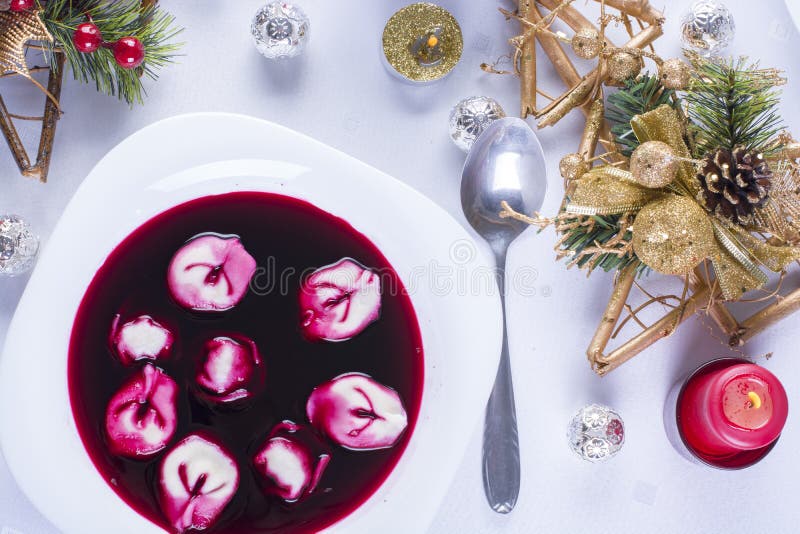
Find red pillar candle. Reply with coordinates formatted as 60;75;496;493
677;359;788;468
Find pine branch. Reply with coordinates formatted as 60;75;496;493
39;0;182;105
685;55;784;156
555;213;645;274
606;74;677;157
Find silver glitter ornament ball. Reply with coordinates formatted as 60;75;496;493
680;0;735;58
0;215;39;277
567;404;625;462
449;96;506;153
251;2;310;60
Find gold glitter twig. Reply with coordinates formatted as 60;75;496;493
518;1;537;117
591;277;711;376
730;285;800;346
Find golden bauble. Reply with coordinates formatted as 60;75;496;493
559;153;589;181
659;58;692;90
630;141;678;188
606;50;644;84
571;28;602;59
632;196;715;275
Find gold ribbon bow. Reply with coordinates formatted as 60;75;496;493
564;105;800;300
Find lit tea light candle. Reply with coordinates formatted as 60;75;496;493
382;3;463;83
672;358;788;468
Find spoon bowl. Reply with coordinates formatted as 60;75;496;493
461;117;547;248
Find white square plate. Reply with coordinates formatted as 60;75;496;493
0;113;502;533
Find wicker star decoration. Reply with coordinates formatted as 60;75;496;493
0;8;59;105
491;0;800;375
0;8;64;182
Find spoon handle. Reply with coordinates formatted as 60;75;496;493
481;250;520;514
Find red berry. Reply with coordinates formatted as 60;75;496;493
73;23;103;54
113;37;145;70
9;0;35;11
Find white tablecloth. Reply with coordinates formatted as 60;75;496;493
2;1;800;532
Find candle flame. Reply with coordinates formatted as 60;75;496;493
747;391;762;410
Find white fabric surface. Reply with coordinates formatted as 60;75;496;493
2;1;800;532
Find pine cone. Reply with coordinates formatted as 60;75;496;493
696;146;772;225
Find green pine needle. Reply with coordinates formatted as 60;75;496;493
606;74;677;157
553;213;645;274
39;0;183;105
685;56;784;156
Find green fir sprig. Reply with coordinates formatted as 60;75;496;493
556;213;643;274
40;0;182;105
606;74;677;157
685;55;784;156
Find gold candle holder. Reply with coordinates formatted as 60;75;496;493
382;3;463;83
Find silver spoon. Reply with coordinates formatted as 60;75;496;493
460;117;547;513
